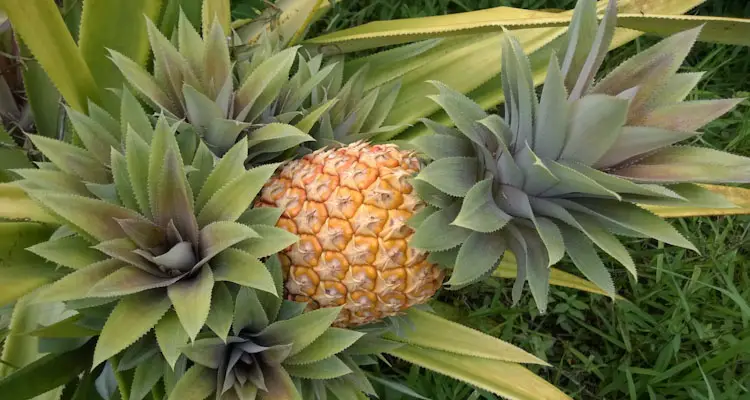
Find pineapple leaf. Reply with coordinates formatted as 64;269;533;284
88;266;178;298
635;99;743;132
189;141;215;195
515;144;559;195
534;55;568;159
295;98;338;134
569;212;636;277
452;178;512;233
541;160;620;199
566;199;697;251
120;88;154;142
643;184;750;218
615;146;750;184
509;225;550;312
595;126;699;168
93;290;171;367
447;232;506;288
238;207;284;227
411;180;454;209
166;365;216;400
196;139;248;211
285;329;365;365
415;157;478;197
256;307;343;357
12;169;87;195
66;108;119;165
35;260;120;302
649;72;704;106
3;0;98;112
388;345;569;400
0;264;63;307
180;337;225;369
183;84;224;132
112;150;141;211
559;94;629;165
110;49;177;114
410;203;471;252
246;123;314;160
212;248;277;295
559;0;597;89
205;282;233;341
129;352;164;400
627;183;734;208
0;338;95;400
202;18;232;98
27;136;108;184
235;46;299;122
167;266;214;341
428;81;489;148
260;366;301;400
198;222;259;267
205;119;252;154
125;127;153;218
197;163;280;226
559;225;616;298
427;248;459;268
391;309;547;365
154;310;189;369
284;357;351;380
234;286;269;334
237;225;299;258
593;26;700;97
177;11;204;75
409;134;473;160
28;235;106;270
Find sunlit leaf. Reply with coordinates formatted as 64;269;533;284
93;290;171;366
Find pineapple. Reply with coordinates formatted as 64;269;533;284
257;142;444;326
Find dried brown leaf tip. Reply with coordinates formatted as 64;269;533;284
409;0;750;312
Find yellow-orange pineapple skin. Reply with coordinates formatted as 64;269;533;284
257;142;444;327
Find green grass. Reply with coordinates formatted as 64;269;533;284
232;1;750;399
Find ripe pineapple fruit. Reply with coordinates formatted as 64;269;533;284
257;142;444;326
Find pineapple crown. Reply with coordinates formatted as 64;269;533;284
172;256;382;400
110;13;319;158
408;0;750;311
158;256;387;400
16;90;303;366
306;60;404;149
109;12;403;160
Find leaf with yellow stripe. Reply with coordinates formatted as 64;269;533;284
644;184;750;218
234;0;328;46
494;251;616;298
304;1;745;53
388;344;571;400
78;0;163;114
1;0;99;112
202;0;230;35
0;183;57;223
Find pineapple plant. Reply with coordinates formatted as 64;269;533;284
1;0;750;399
406;0;750;312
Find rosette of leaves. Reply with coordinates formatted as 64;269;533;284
303;59;404;149
170;255;382;400
16;106;299;367
408;0;750;311
110;13;328;158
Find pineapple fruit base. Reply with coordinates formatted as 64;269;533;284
258;142;444;327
